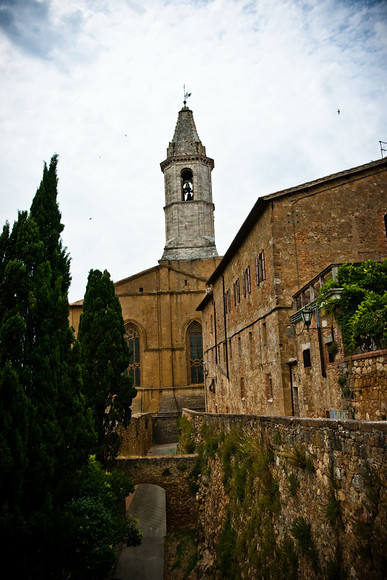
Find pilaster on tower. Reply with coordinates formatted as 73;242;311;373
160;105;218;261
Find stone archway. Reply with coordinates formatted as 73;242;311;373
111;455;198;533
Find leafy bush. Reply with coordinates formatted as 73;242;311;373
318;259;387;353
64;456;141;579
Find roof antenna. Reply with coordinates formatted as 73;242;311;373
379;140;387;158
183;84;192;106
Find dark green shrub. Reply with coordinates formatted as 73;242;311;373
291;517;319;573
217;509;237;578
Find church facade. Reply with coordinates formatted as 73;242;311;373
70;104;221;439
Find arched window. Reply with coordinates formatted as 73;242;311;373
188;321;203;384
181;169;194;201
125;324;141;387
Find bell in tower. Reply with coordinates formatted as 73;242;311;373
160;101;218;261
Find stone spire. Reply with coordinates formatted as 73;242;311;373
160;106;218;262
167;106;207;157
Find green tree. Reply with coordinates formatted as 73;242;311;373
77;269;136;461
0;212;43;555
63;456;141;580
0;156;95;575
318;259;387;353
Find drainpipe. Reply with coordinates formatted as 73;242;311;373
315;308;326;378
213;300;217;365
288;363;295;416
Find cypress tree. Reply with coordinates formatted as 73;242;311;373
0;213;43;552
78;269;136;462
0;156;95;574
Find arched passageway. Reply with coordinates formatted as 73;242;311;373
113;483;166;580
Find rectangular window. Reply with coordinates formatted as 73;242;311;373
240;377;245;399
223;290;231;314
303;348;311;368
235;278;240;304
224;289;231;313
243;270;247;297
256;250;266;284
261;251;266;281
266;374;273;401
262;321;267;346
246;266;251;294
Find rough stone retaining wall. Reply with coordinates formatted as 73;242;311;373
119;413;153;457
342;349;387;421
112;455;198;533
182;409;387;579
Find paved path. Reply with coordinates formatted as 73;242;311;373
113;483;166;580
112;444;176;579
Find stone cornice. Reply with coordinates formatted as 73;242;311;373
160;154;214;172
164;200;215;210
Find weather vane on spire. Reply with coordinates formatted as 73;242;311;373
183;84;192;106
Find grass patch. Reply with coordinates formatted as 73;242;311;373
178;416;196;454
291;517;319;573
280;444;315;473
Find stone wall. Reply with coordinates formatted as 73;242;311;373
153;416;179;444
112;455;198;533
181;409;387;579
118;413;153;457
342;349;387;421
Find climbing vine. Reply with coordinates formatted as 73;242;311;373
318;259;387;354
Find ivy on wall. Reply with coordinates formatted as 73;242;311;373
318;259;387;354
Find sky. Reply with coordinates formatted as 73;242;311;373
1;0;386;302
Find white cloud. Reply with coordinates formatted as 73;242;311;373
0;0;386;301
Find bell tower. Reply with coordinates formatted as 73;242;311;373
160;103;218;261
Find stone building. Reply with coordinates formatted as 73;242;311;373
197;158;387;417
290;263;387;421
70;103;221;440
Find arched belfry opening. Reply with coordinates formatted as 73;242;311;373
181;169;193;201
187;321;203;384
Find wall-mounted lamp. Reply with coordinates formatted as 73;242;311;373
300;307;313;329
